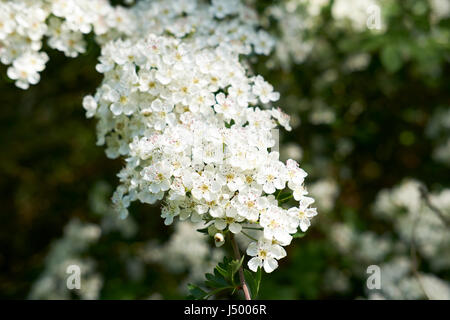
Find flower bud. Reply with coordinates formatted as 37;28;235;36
214;233;225;247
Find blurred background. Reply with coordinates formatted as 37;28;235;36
0;0;449;299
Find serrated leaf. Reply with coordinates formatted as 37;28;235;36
214;264;229;280
187;284;208;300
244;267;261;299
205;272;229;288
230;256;245;278
187;256;249;300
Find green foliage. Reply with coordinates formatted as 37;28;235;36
187;256;264;300
292;231;306;238
244;267;262;299
380;45;403;73
188;256;246;300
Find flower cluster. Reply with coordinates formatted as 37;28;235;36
0;0;130;89
144;221;224;287
266;0;328;68
430;0;450;22
3;0;315;275
331;0;383;31
368;257;450;300
28;219;103;300
327;179;450;299
374;179;450;268
84;33;316;273
1;0;274;89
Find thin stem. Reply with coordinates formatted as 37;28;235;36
409;206;430;300
241;230;259;242
278;194;293;203
229;233;251;300
275;189;282;200
242;226;263;231
419;185;450;227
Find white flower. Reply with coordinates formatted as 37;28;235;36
141;161;172;194
6;51;48;89
332;0;381;31
256;153;288;194
221;166;245;192
228;82;252;108
82;95;98;118
271;107;292;131
214;205;244;234
247;240;287;273
214;93;238;120
109;89;138;116
288;196;317;232
210;0;240;19
252;75;280;104
260;206;293;244
236;188;262;222
161;202;180;225
150;98;176;130
191;169;222;202
286;159;307;185
253;30;275;56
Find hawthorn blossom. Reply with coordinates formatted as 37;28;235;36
247;240;287;273
252;75;280;104
1;0;276;89
3;0;318;274
288;196;317;232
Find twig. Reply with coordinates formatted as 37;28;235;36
419;185;450;227
229;233;251;300
409;202;430;300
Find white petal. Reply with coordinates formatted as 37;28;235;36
263;183;276;194
215;219;227;230
210;207;224;218
110;103;123;116
248;257;262;272
270;245;287;259
300;219;310;232
275;230;292;244
306;208;318;218
263;258;278;273
229;222;242;234
246;242;259;256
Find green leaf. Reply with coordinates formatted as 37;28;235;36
203;286;235;300
187;284;208;300
215;259;230;280
293;231;306;238
196;226;209;234
230;256;245;279
205;272;229;289
187;257;246;299
185;256;260;300
244;267;262;299
381;45;403;73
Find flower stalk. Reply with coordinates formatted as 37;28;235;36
229;233;251;300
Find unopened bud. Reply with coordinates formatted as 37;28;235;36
214;232;225;247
